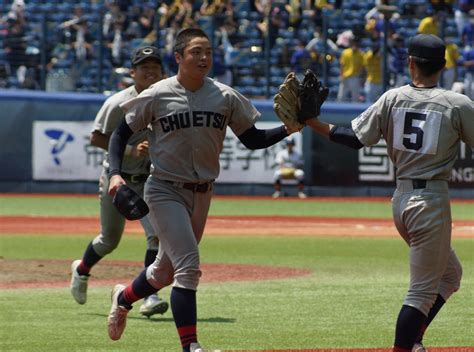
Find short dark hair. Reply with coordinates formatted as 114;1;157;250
173;28;209;55
411;56;446;76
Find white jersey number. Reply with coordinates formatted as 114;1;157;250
392;107;442;155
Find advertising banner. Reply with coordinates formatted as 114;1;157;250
32;121;103;180
216;122;302;183
32;121;301;183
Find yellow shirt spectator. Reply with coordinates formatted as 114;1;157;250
363;50;382;84
340;47;364;79
418;16;439;36
445;43;460;70
315;0;332;9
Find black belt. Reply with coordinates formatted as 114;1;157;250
121;172;148;184
165;180;213;193
412;180;427;189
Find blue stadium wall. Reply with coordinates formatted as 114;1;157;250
0;90;472;198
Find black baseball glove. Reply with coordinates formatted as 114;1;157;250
297;69;329;123
112;184;149;220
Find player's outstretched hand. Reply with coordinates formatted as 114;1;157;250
298;69;329;123
273;72;305;132
108;175;126;197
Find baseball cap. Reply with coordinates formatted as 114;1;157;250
131;46;162;66
408;34;445;60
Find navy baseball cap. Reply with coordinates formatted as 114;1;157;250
131;46;162;66
408;34;445;60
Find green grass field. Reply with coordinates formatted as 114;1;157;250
0;196;473;352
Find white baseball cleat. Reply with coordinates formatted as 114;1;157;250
298;191;307;199
70;260;89;304
272;190;281;198
139;294;169;317
190;343;204;352
190;342;222;352
107;284;129;341
413;343;428;352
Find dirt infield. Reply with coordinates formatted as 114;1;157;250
0;258;312;290
1;215;473;237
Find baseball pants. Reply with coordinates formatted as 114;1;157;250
337;76;361;102
144;178;212;291
392;180;462;316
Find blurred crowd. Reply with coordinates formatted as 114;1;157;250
0;0;473;100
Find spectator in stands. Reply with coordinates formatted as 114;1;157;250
106;18;127;67
306;27;339;58
417;11;441;36
5;0;25;25
173;0;197;28
290;40;313;77
462;46;474;99
20;67;40;90
455;0;474;37
0;62;8;88
59;5;87;46
103;1;124;37
461;15;474;47
71;18;93;62
212;47;231;85
137;4;157;39
256;4;286;49
307;0;333;28
429;0;455;14
336;29;354;49
285;0;302;29
337;37;364;102
157;1;177;29
442;37;460;90
200;0;226;17
252;0;270;15
161;18;180;75
363;42;383;102
272;138;307;199
4;17;28;79
389;34;408;87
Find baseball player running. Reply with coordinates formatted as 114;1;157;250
70;46;169;318
104;28;298;352
300;34;473;352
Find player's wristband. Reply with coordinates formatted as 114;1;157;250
108;169;121;179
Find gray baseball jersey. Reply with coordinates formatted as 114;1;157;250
121;76;259;183
351;85;474;180
93;85;150;175
91;86;157;257
351;84;473;315
120;76;259;290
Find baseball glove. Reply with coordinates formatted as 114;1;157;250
273;72;305;131
298;69;329;123
112;184;149;220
